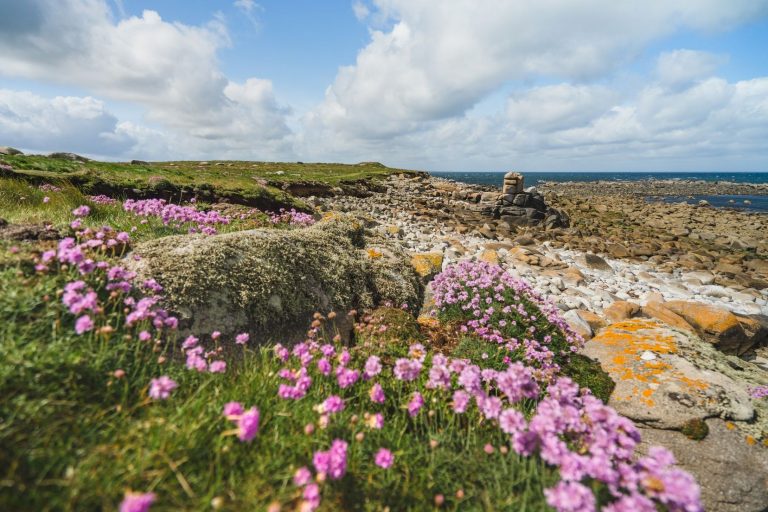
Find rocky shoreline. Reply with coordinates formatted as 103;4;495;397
540;178;768;197
317;171;768;512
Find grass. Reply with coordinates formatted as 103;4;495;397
0;257;559;511
0;177;274;245
0;176;626;511
0;155;419;210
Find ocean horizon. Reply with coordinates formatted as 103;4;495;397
431;171;768;212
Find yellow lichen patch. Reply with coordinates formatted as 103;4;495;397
478;249;499;265
746;435;757;446
366;248;383;259
725;421;736;430
410;252;444;278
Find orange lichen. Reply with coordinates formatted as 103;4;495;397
725;422;736;430
590;319;712;409
746;435;756;446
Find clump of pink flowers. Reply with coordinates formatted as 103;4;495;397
269;208;315;226
123;198;231;235
148;376;178;400
431;260;583;377
750;385;768;399
313;439;348;480
89;194;118;205
222;402;260;442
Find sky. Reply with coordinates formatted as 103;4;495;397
1;1;767;172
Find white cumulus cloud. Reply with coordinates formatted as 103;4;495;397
0;0;290;157
0;89;136;155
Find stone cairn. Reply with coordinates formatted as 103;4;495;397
502;171;524;195
461;171;569;229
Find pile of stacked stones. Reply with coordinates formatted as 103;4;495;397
457;171;570;229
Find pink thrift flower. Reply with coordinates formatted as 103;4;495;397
182;335;199;350
119;492;156;512
302;483;321;511
148;376;177;400
313;439;348;479
223;401;243;419
320;395;345;414
407;392;424;417
211;330;221;340
237;407;260;442
209;361;227;373
363;355;382;379
369;383;385;404
75;315;94;334
138;331;151;341
43;196;50;203
374;448;394;468
544;481;596;512
72;205;91;217
235;332;249;345
293;466;312;486
452;390;470;413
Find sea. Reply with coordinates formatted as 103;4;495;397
430;171;768;213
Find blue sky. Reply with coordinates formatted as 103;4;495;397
1;1;768;171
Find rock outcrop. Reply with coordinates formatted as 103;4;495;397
128;215;423;345
584;319;757;430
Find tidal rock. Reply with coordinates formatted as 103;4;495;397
563;309;593;340
641;302;695;333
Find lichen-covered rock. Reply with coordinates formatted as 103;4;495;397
410;252;444;280
583;319;759;430
604;300;640;323
664;300;751;355
128;215;422;345
641;302;695;334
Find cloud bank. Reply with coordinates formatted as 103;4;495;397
0;0;767;170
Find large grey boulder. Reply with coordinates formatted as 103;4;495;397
128;215;422;345
0;146;23;155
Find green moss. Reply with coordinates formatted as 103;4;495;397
681;418;709;441
130;215;423;346
562;354;616;403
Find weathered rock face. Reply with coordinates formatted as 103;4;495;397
664;300;752;355
637;420;768;512
0;146;23;155
583;319;756;430
128;216;423;345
